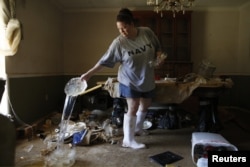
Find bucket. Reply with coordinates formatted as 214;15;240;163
196;157;208;167
191;132;238;165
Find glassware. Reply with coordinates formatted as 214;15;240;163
64;77;87;96
149;52;167;67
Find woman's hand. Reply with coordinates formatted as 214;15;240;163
155;52;167;67
80;73;91;81
80;63;105;82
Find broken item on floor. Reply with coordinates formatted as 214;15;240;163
43;117;120;147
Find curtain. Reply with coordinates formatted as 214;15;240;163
0;0;21;56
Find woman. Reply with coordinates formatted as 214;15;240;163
81;8;163;149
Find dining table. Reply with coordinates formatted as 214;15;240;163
97;75;234;132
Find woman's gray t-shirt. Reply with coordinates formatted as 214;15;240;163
98;27;161;92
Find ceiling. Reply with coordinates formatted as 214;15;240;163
51;0;250;11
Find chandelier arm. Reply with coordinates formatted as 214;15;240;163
146;0;195;17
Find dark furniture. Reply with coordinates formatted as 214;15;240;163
132;11;193;78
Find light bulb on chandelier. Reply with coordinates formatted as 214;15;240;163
147;0;195;17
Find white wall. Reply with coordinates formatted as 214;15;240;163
238;2;250;75
5;0;63;77
192;4;250;75
63;10;120;75
63;7;250;76
191;8;240;74
4;1;250;76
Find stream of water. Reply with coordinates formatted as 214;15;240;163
44;95;78;167
44;77;87;167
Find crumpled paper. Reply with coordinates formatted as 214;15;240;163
102;75;233;104
103;77;120;98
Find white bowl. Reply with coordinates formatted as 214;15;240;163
64;77;87;96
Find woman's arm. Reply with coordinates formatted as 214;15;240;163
80;63;105;81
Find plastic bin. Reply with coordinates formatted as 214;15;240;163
191;132;238;165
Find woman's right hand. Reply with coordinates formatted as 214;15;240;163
80;73;91;81
80;63;104;82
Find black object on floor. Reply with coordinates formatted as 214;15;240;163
149;151;183;166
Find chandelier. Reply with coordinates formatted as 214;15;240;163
146;0;195;17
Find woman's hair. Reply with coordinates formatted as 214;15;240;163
116;8;134;25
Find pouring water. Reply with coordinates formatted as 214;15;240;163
44;77;87;167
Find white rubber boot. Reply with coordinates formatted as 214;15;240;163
135;111;149;136
122;114;146;149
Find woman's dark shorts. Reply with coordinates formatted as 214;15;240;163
119;83;155;98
